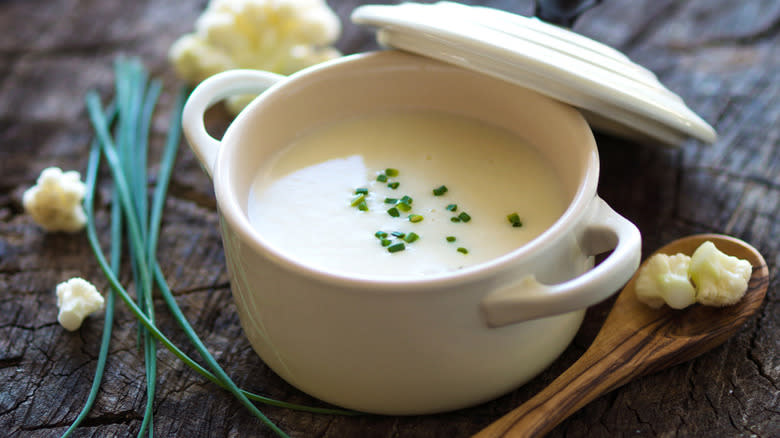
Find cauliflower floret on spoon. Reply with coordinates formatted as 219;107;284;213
690;241;752;306
635;253;696;309
635;240;753;309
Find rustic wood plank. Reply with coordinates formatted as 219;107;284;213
0;0;777;437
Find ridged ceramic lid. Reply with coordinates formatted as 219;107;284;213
351;1;717;147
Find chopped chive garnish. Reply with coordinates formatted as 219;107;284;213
446;236;456;242
458;212;471;223
404;232;419;243
357;201;368;211
450;217;461;223
400;195;413;205
377;173;388;182
391;231;406;238
375;231;388;239
457;247;469;254
387;242;405;253
384;197;398;204
387;182;400;189
446;204;457;212
350;194;365;207
387;207;400;217
408;214;423;223
381;239;392;247
507;212;523;227
433;185;448;196
396;203;412;212
385;168;399;177
355;188;368;195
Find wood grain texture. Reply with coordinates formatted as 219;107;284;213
1;0;777;437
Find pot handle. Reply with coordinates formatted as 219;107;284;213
481;197;641;327
182;69;285;178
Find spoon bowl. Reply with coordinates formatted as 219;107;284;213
475;233;769;437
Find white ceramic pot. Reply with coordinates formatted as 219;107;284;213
182;50;641;415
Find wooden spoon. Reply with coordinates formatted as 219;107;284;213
474;234;769;438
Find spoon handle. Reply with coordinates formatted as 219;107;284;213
534;0;602;27
473;328;654;437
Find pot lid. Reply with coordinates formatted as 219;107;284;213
351;1;717;147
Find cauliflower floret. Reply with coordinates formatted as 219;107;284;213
690;241;752;306
56;278;105;331
635;253;696;309
23;167;87;232
635;240;753;310
169;0;342;114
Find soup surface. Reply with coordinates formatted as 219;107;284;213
247;110;568;278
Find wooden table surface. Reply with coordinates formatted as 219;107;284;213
1;0;777;436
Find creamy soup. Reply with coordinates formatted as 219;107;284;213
247;110;568;278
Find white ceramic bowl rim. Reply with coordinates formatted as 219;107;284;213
212;52;601;292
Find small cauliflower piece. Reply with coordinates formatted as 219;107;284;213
23;167;87;232
690;241;752;306
636;240;754;310
56;278;105;331
169;0;342;114
635;253;697;309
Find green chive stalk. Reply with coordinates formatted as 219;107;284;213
73;58;356;438
85;88;354;414
86;91;290;438
60;104;118;438
113;58;159;438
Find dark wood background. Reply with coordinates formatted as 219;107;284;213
1;0;777;436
